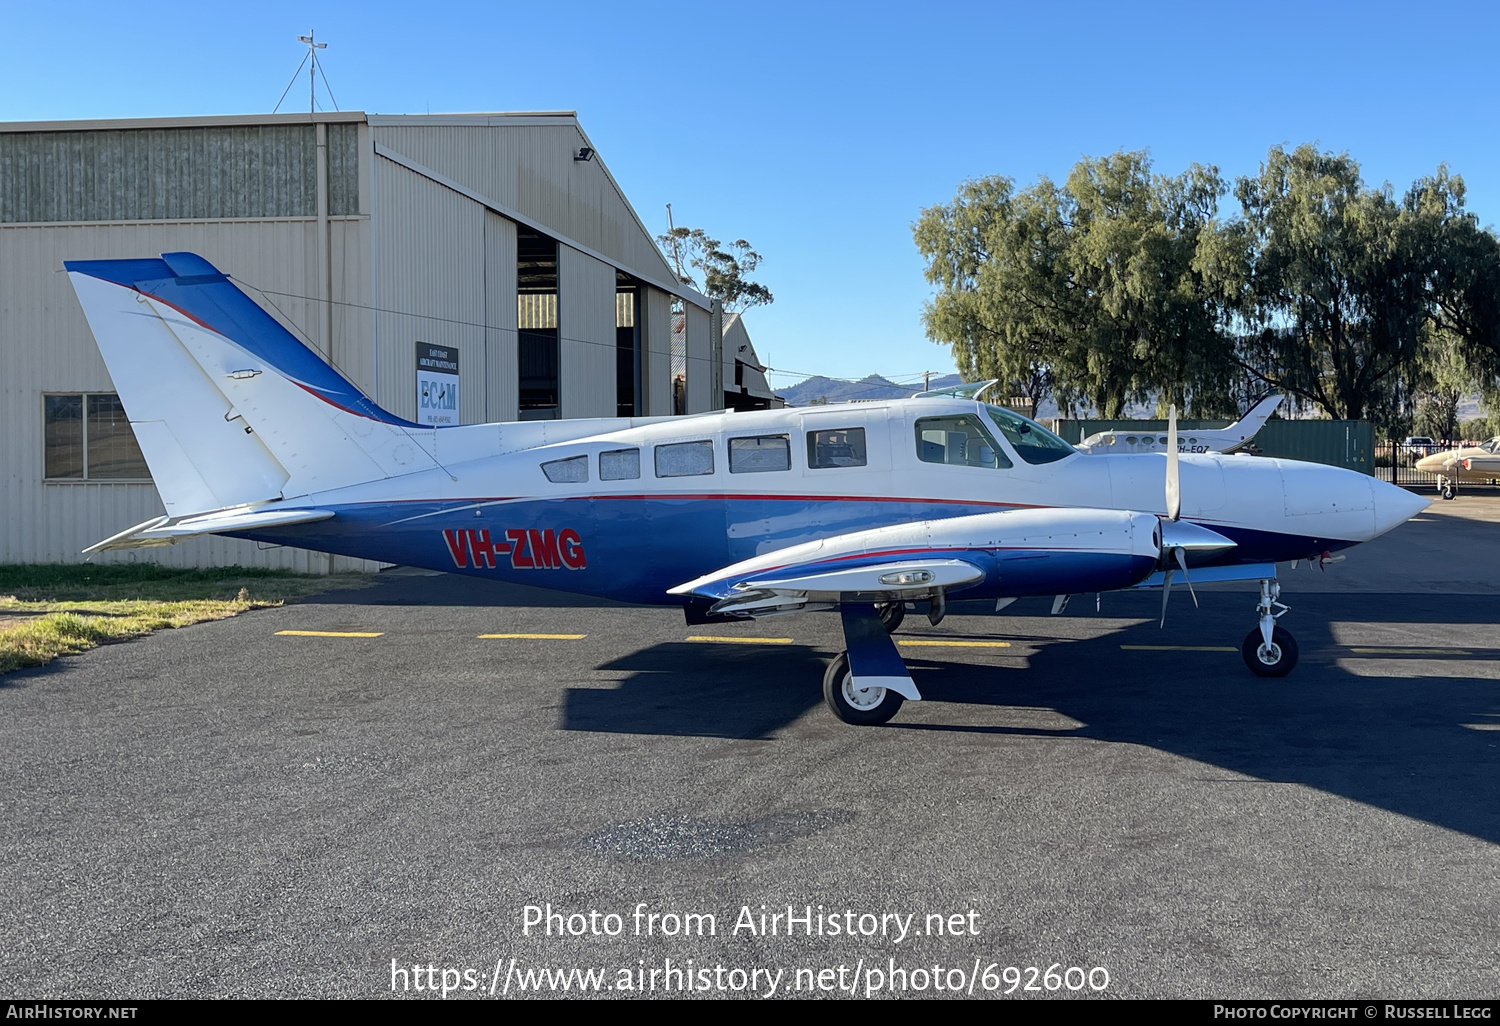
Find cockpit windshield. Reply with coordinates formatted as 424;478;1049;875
983;405;1077;465
1482;437;1500;454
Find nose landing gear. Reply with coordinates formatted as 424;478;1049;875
1243;577;1297;676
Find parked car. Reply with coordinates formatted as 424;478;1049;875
1403;436;1440;457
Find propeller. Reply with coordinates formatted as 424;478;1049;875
1158;404;1197;627
1165;403;1180;522
1158;544;1199;628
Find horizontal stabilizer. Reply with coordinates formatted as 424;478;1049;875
84;508;334;553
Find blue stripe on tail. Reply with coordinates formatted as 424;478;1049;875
64;252;417;427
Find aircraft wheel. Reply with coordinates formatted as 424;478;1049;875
1442;484;1456;500
1242;626;1298;678
876;601;905;633
823;651;904;725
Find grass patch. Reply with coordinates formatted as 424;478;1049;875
0;564;372;675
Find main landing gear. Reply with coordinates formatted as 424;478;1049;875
823;651;904;726
823;605;921;725
1242;577;1297;677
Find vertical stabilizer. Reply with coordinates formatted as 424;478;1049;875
66;253;430;510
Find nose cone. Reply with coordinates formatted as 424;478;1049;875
1415;453;1446;473
1371;479;1431;538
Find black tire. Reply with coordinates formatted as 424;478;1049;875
876;601;905;634
1442;485;1456;500
822;651;904;725
1242;626;1298;677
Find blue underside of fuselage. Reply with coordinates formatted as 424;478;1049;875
231;496;1351;606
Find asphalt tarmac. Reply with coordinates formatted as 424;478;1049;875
3;495;1498;1000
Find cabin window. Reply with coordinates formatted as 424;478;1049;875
541;455;589;483
1126;436;1139;445
600;448;640;481
729;435;790;474
985;405;1076;464
655;440;715;477
915;415;1011;469
806;427;866;469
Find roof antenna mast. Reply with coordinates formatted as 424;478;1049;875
299;31;327;114
273;30;338;115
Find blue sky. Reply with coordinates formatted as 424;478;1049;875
4;1;1497;389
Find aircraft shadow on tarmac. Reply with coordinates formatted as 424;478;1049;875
563;590;1500;845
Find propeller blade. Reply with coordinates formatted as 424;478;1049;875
1159;568;1173;628
1165;403;1180;522
1173;545;1198;608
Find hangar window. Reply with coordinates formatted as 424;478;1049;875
616;275;643;417
541;455;589;483
655;440;714;477
915;415;1011;469
518;226;560;421
600;448;640;481
729;435;790;474
44;393;151;481
806;427;866;469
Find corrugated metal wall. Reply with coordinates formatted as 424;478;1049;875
0;124;359;223
484;211;519;422
371;121;679;289
644;286;672;416
0;216;371;568
557;245;617;419
372;159;486;422
685;305;712;413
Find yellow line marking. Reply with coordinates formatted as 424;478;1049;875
898;640;1011;648
1121;645;1236;652
685;635;794;645
1348;647;1472;655
276;630;384;638
477;633;586;640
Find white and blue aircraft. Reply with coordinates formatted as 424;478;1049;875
65;253;1428;725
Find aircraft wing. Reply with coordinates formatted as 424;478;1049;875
668;506;1163;619
83;507;334;553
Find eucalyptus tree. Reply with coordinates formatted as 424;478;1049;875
1204;145;1430;423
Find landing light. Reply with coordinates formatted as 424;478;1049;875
880;570;934;586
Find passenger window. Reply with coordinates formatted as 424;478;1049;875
541;454;588;483
1126;436;1139;445
599;448;640;481
806;427;866;469
655;440;714;477
729;435;790;474
915;415;1011;468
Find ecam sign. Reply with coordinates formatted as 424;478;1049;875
416;342;459;425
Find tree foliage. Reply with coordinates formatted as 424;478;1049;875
915;143;1500;435
656;227;774;313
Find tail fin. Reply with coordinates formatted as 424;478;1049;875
66;252;424;515
1219;393;1284;453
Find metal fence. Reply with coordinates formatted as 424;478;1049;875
1374;442;1499;491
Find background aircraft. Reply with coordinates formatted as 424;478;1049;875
65;254;1427;725
1415;437;1500;499
1076;394;1285;455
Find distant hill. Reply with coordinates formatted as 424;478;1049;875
777;373;962;406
